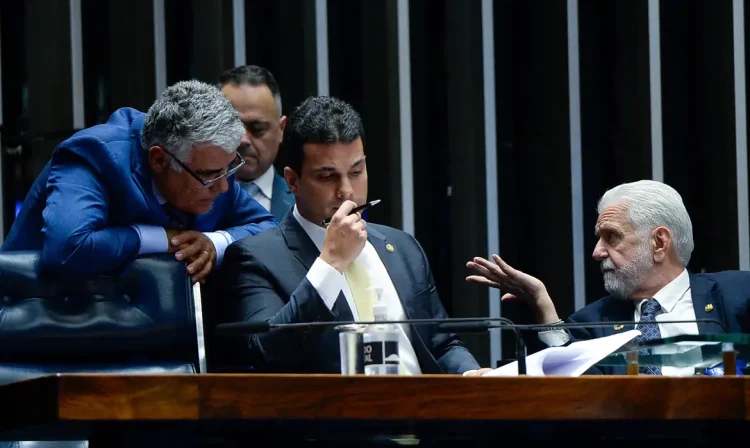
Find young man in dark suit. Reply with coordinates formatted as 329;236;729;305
220;96;482;375
467;180;750;375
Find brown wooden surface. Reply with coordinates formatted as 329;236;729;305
0;374;748;432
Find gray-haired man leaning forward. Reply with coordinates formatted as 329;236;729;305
466;180;750;376
2;80;278;283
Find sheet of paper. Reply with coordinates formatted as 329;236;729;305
485;349;549;376
483;329;642;377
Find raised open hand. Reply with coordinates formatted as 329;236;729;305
466;254;547;300
466;254;561;324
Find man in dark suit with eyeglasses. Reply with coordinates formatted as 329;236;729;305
2;80;277;283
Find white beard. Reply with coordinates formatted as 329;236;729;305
600;242;653;299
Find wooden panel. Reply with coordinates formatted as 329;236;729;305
109;0;156;113
58;375;199;420
578;0;653;303
327;0;401;228
0;374;747;427
200;375;747;421
661;0;739;273
492;0;575;356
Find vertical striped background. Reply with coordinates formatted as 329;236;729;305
1;0;749;367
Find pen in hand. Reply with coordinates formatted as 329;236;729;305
322;199;381;227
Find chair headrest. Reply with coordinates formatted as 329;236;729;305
0;251;196;358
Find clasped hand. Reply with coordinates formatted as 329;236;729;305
168;230;217;284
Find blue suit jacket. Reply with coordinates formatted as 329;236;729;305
565;271;750;374
269;171;295;221
1;107;278;279
219;211;480;374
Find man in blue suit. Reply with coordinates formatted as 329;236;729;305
219;96;481;374
467;180;750;375
219;65;295;221
2;80;278;283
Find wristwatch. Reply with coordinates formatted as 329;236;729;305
539;319;565;332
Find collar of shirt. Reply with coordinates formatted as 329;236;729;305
152;179;167;205
293;204;327;252
635;268;690;318
241;165;275;200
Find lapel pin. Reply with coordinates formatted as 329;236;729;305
613;325;624;331
705;304;714;312
385;243;395;253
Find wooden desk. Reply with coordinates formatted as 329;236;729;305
1;374;748;446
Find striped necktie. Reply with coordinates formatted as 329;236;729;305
632;299;663;375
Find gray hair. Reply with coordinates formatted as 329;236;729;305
273;95;283;118
140;80;244;168
597;180;694;266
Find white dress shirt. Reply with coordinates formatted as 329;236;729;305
239;165;275;212
129;180;234;265
539;269;697;376
293;205;423;376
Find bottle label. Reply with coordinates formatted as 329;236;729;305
363;341;399;366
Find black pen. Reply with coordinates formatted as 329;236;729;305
322;199;381;227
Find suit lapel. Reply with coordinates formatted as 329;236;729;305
688;273;727;334
600;298;637;338
368;228;417;317
367;228;425;349
279;214;320;271
280;213;356;320
270;172;295;219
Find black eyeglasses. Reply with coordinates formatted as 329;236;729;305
164;151;245;189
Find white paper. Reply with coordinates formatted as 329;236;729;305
484;330;642;377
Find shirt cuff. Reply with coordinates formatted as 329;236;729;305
306;257;346;311
203;231;234;265
538;329;571;347
131;224;168;255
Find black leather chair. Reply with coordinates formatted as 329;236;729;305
0;251;206;447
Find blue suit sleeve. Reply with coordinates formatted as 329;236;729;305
41;142;141;279
220;181;279;241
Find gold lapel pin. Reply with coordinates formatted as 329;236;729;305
385;243;395;253
705;303;714;312
613;325;624;331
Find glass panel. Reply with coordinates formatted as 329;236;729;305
597;333;750;369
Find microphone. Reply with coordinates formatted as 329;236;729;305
215;316;529;375
216;316;539;335
215;317;729;376
438;318;728;333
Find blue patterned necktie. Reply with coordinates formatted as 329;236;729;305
632;299;663;375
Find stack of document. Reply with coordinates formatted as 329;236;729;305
484;330;641;377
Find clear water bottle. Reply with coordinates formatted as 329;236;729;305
362;287;401;375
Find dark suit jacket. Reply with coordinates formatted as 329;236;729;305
219;212;480;374
565;271;750;374
1;107;278;279
269;171;295;220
